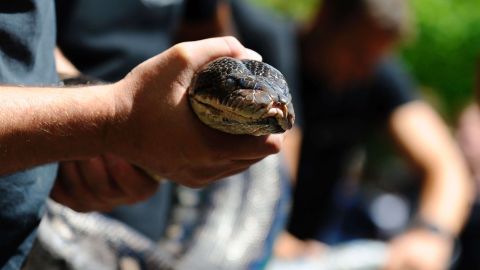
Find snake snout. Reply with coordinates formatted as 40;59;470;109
189;57;295;135
268;101;294;132
242;79;295;133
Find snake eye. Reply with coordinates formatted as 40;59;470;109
225;76;237;90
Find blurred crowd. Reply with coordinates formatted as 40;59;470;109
3;0;480;269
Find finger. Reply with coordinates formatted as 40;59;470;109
77;157;126;201
51;179;80;209
51;183;114;213
207;160;256;181
231;157;265;164
179;159;259;187
177;36;260;71
75;159;130;206
52;162;113;212
61;162;117;211
212;133;284;160
243;48;263;61
103;154;159;203
212;164;253;180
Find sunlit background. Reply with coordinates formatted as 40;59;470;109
252;0;480;122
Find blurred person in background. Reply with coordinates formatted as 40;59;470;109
274;0;473;269
454;59;480;270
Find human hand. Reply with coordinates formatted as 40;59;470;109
106;36;284;187
384;229;454;270
51;154;158;212
274;232;328;260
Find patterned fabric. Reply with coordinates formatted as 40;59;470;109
24;155;291;270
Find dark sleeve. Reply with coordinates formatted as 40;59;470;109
55;0;176;81
370;57;418;120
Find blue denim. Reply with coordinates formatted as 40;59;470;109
0;164;58;270
0;0;59;267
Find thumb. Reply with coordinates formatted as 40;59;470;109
174;36;262;71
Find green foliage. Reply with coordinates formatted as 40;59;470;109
251;0;480;121
401;0;480;121
248;0;319;21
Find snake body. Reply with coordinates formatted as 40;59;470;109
189;57;295;135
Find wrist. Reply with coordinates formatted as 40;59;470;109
60;75;128;156
409;217;456;242
409;217;462;267
103;79;135;155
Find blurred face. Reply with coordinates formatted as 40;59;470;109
320;15;395;88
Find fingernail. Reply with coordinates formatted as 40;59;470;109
245;49;262;61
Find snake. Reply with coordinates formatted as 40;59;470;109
189;57;295;136
22;58;296;270
23;57;392;270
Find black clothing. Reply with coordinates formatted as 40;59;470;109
55;0;177;82
0;1;58;269
287;58;416;240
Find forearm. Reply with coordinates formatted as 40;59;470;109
0;83;118;175
0;37;284;187
418;161;473;235
385;161;473;270
413;115;474;235
390;101;474;235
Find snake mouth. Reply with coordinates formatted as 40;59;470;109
190;94;293;135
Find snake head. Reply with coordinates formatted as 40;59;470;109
189;57;295;136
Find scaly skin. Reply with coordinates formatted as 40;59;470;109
189;57;295;136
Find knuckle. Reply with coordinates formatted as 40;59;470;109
269;143;282;154
171;43;192;67
266;135;283;153
222;36;242;54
